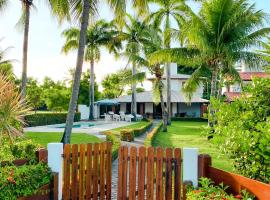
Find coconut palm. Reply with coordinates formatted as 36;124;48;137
119;15;152;119
0;40;14;79
62;20;121;120
50;0;148;144
259;37;270;70
148;0;186;124
150;0;270;101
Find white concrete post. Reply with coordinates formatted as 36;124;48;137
48;143;63;200
183;148;199;187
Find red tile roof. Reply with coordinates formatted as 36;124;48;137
224;92;241;102
240;72;270;81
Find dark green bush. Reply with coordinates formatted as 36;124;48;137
0;163;52;199
172;117;208;122
120;129;134;142
25;112;81;127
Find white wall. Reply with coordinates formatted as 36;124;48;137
177;103;201;117
78;105;88;120
120;103;126;112
145;102;153;113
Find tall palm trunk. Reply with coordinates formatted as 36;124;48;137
165;14;171;125
21;2;30;99
61;0;91;144
208;67;219;127
131;61;137;120
159;81;167;132
89;59;95;120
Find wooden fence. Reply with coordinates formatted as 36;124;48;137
62;143;112;200
198;154;270;200
117;146;183;200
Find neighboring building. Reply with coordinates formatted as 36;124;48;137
113;63;208;118
223;62;270;102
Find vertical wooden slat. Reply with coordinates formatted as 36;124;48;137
129;147;137;200
165;148;173;200
79;144;85;200
174;148;181;200
93;143;99;200
106;142;112;200
63;144;70;200
122;146;128;200
156;147;163;200
53;173;59;200
137;147;146;200
117;146;124;200
71;144;79;200
100;143;105;200
86;144;92;200
147;147;154;200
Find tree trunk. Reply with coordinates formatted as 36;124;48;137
165;14;171;125
208;67;218;127
131;61;137;120
89;59;95;120
159;82;167;132
61;0;91;144
21;2;30;99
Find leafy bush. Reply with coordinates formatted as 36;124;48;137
25;112;81;127
172;117;207;122
187;178;254;200
0;73;29;141
211;78;270;183
0;138;40;162
120;129;134;142
0;163;52;199
104;132;120;160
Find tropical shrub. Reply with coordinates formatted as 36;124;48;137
187;178;254;200
0;137;41;162
0;74;29;142
120;129;134;142
0;163;52;199
25;112;81;127
211;78;270;183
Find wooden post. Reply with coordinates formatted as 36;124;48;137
198;154;212;179
36;148;48;163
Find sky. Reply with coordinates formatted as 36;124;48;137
0;0;269;91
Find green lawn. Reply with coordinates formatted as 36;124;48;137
152;121;233;172
25;132;101;148
105;121;150;135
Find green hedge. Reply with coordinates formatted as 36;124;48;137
120;129;135;142
171;117;208;122
133;119;153;137
25;112;81;127
104;132;120;161
144;122;163;146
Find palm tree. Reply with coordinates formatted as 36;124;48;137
0;39;14;79
148;0;186;125
62;20;121;120
259;37;270;70
119;15;152;119
150;0;270;101
50;0;148;144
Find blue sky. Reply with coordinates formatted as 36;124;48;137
0;0;269;90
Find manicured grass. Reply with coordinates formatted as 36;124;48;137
25;132;101;148
152;121;234;172
106;121;150;135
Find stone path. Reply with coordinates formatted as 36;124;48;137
111;120;160;199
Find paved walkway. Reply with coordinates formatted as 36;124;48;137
111;120;160;198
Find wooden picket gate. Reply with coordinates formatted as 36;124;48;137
62;143;112;200
117;146;183;200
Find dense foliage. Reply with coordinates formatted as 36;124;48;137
187;178;254;200
212;78;270;183
0;138;40;162
25;112;81;127
0;163;52;199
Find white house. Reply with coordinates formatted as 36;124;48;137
113;63;208;118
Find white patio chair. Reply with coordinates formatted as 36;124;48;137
113;114;121;121
104;113;111;122
136;114;143;121
119;111;126;121
125;114;134;122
